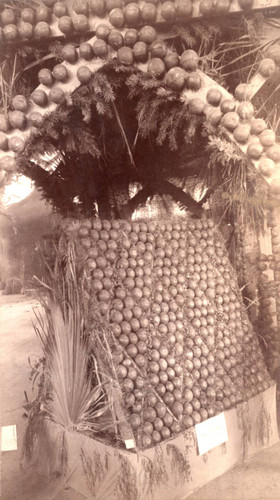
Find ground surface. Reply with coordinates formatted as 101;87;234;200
1;294;280;500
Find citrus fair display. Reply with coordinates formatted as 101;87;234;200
70;214;272;449
2;41;280;192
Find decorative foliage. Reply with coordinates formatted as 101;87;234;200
116;455;139;500
141;448;168;494
35;301;108;431
17;63;208;218
205;131;266;230
236;402;252;460
256;402;272;446
80;447;106;496
166;444;191;483
127;71;204;151
21;407;46;465
29;241;113;437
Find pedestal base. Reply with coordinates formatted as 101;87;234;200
31;384;279;500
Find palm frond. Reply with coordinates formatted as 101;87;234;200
33;242;112;433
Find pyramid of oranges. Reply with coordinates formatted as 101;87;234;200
71;214;272;448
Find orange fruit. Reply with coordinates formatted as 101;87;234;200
221;111;240;131
259;58;276;78
259;129;275;147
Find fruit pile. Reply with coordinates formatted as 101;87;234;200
209;94;280;177
73;215;272;448
0;0;269;45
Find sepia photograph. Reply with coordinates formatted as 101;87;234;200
0;0;280;498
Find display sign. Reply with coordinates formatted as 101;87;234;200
195;413;228;455
125;439;136;449
1;425;17;451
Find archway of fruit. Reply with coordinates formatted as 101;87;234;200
1;0;280;449
1;0;280;194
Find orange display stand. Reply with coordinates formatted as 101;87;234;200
31;384;279;500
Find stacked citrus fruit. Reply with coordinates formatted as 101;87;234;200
69;215;272;448
0;0;262;44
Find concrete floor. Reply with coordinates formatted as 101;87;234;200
1;294;280;500
187;441;280;500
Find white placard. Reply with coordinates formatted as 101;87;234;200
195;413;228;456
125;439;135;449
1;425;17;451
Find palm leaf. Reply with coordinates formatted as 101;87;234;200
33;243;112;433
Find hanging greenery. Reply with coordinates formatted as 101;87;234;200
18;61;210;218
202;123;267;231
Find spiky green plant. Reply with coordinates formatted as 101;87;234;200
32;241;111;433
34;302;109;432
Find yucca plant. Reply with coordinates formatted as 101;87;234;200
33;241;112;434
34;304;108;432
